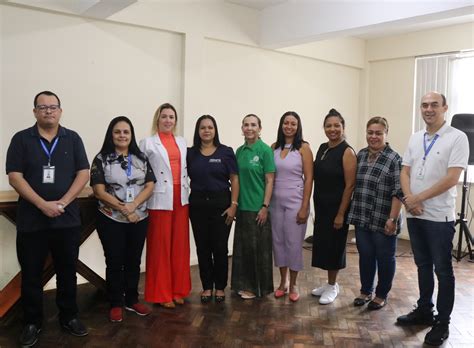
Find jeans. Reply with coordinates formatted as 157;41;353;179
407;218;455;324
355;226;397;299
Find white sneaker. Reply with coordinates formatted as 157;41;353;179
311;283;329;297
319;283;339;305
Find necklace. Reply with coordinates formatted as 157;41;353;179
321;141;342;160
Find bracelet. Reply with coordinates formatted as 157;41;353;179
388;217;397;223
231;201;239;206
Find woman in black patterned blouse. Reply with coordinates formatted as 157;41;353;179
91;116;155;322
347;117;403;310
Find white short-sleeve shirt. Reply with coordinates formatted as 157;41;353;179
402;122;469;222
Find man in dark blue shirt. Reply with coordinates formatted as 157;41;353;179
6;91;90;347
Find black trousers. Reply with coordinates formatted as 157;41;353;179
96;213;148;307
189;191;231;291
16;226;80;326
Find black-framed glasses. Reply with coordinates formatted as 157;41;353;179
36;105;60;112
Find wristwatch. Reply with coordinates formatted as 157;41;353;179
388;217;397;223
262;203;269;208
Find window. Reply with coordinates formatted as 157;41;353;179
414;51;474;180
414;51;474;130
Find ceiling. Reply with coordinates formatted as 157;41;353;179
3;0;474;48
225;0;288;10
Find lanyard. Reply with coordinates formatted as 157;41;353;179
423;133;439;161
39;138;59;166
125;153;132;179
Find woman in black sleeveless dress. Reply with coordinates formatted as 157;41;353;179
311;109;356;305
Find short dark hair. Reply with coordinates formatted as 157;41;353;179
440;93;447;106
34;91;61;107
192;115;221;148
323;108;345;129
98;116;145;160
367;116;389;133
274;111;305;151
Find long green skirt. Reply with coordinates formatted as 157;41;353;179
231;210;274;297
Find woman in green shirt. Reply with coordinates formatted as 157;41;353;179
231;114;276;299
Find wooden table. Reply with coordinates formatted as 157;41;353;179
0;189;106;319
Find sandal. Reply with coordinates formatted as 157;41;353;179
274;288;288;299
289;291;300;302
368;298;387;310
215;295;225;303
173;298;185;305
215;290;225;303
159;302;176;309
201;290;212;304
353;294;372;307
240;291;256;299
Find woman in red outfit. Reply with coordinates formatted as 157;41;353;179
140;103;191;308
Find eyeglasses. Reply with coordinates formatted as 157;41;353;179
36;105;60;112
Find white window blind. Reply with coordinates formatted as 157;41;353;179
414;51;474;131
413;55;449;132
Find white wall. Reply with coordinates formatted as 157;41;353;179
109;0;260;46
0;5;184;190
0;4;184;288
278;37;366;69
202;38;361;151
4;2;471;291
0;3;363;290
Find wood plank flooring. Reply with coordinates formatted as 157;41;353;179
1;234;473;347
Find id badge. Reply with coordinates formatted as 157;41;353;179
126;187;135;203
416;164;425;180
43;165;55;184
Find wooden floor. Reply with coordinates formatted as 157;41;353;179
1;234;473;347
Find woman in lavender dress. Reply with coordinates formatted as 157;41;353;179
271;111;313;302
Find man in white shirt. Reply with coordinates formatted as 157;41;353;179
397;92;469;346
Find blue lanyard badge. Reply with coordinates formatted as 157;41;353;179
423;133;439;161
417;133;439;180
40;137;59;166
124;154;135;203
40;138;59;184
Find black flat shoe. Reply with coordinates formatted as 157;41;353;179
353;295;372;307
61;318;88;337
201;296;212;303
215;295;226;303
367;299;387;310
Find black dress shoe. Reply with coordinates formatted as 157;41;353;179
367;299;387;310
396;306;435;326
19;324;41;347
61;318;88;337
424;321;449;346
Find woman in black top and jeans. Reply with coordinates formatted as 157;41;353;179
187;115;239;303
